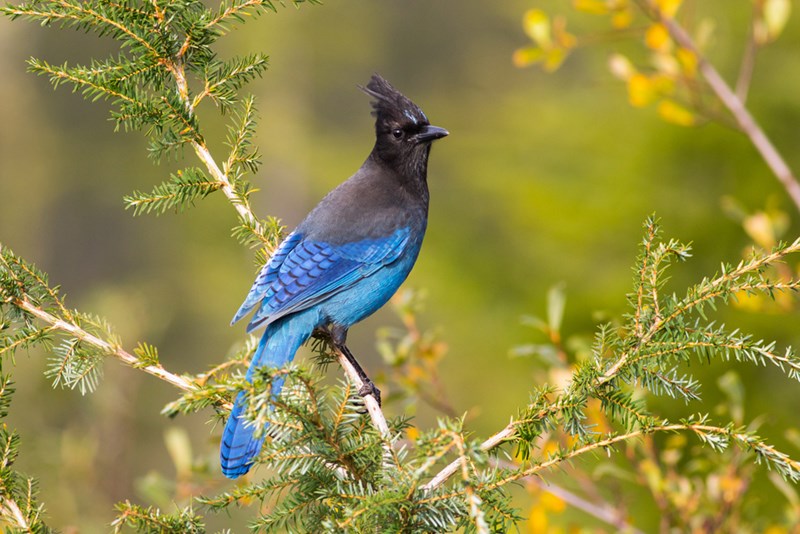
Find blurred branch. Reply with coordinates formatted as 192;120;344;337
496;457;646;534
643;0;800;212
735;9;759;103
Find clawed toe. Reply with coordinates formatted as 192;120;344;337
357;380;382;408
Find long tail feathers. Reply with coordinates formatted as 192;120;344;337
220;390;266;478
220;320;311;479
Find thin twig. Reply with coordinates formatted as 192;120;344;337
481;423;800;491
646;2;800;211
166;57;265;237
192;139;265;235
421;423;515;491
332;347;390;438
735;13;758;103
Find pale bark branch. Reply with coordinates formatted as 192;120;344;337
15;298;196;393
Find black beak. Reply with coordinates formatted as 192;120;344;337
416;124;449;143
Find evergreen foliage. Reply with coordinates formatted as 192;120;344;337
1;0;800;531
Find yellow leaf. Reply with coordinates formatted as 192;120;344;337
541;491;566;513
764;0;791;41
611;7;633;29
523;9;551;47
640;458;664;492
695;18;716;50
676;47;697;78
656;0;682;18
657;99;695;126
528;503;548;532
513;46;545;68
743;212;777;249
645;22;671;51
573;0;608;15
720;472;745;502
627;73;656;107
164;427;192;477
543;48;568;72
553;15;577;49
651;73;676;94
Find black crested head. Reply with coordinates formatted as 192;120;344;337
359;74;448;179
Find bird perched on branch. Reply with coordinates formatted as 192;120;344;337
221;74;448;478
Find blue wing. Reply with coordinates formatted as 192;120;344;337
232;227;411;332
231;231;304;325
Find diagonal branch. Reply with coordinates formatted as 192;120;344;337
646;1;800;211
0;495;31;532
421;423;515;492
13;297;196;393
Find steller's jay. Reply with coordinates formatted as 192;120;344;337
220;74;448;478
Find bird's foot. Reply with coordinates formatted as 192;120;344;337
356;379;382;411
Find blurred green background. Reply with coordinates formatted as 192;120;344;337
2;1;800;531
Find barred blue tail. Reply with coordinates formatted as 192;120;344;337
220;317;314;478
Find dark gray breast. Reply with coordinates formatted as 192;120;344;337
297;157;429;245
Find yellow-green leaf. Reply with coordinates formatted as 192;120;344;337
573;0;608;15
523;9;551;47
164;426;193;477
611;7;634;29
627;73;656;107
764;0;791;41
544;48;568;72
513;46;545;68
657;99;695;126
676;47;697;78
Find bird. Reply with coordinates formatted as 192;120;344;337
220;74;448;479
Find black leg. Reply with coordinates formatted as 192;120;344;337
327;325;382;407
336;343;382;407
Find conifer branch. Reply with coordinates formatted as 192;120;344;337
0;494;32;532
487;420;800;489
14;297;195;392
421;423;515;492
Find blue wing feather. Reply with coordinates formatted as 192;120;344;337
231;231;303;325
241;227;411;332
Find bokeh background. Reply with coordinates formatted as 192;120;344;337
2;0;800;531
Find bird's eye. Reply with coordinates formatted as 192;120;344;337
392;128;404;139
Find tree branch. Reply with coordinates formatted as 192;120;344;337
648;3;800;211
483;422;800;490
0;495;31;532
14;297;196;393
421;423;515;491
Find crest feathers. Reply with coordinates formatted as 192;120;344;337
359;74;428;125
